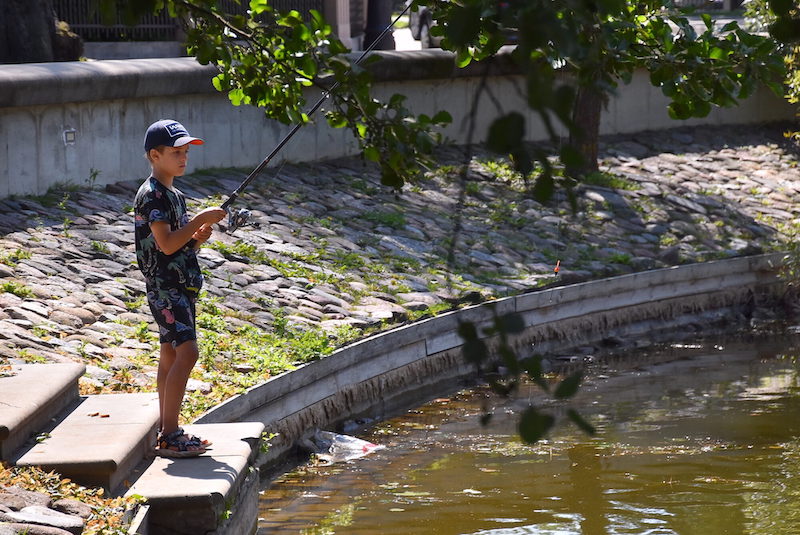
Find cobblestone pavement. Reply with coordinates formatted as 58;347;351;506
0;121;797;404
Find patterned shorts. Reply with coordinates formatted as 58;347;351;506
146;287;197;348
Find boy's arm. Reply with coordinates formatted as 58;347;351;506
150;207;226;255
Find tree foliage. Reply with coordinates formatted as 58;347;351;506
415;0;785;186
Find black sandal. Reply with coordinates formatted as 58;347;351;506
155;428;207;458
184;431;212;448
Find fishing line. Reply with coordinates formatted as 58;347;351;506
221;2;415;232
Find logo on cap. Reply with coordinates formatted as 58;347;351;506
165;122;189;138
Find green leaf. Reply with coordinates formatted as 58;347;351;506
490;379;514;397
769;16;800;43
363;146;380;162
445;2;482;47
458;321;479;341
456;49;473;68
379;162;404;189
229;88;245;106
709;46;726;60
554;371;582;399
496;312;525;334
327;112;347;129
250;0;270;15
432;110;452;124
770;0;793;16
518;407;554;444
567;409;596;435
498;345;520;374
667;100;691;120
559;145;584;171
521;355;542;379
510;148;533;177
486;113;525;154
692;100;711;117
462;338;489;365
531;169;554;203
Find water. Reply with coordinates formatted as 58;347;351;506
258;337;800;534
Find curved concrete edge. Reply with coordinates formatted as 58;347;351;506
195;253;785;466
126;504;149;535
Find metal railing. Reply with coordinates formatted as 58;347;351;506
53;0;326;42
671;0;744;9
52;0;179;41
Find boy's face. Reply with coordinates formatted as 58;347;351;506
150;145;191;178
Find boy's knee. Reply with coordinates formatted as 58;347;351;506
174;339;199;362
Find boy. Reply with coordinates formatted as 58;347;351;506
134;119;226;457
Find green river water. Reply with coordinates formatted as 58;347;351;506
258;336;800;534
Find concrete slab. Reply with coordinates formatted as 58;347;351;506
0;362;85;460
15;393;159;491
124;422;264;535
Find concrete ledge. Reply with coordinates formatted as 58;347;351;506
15;393;159;491
0;48;516;109
197;253;785;469
124;422;264;535
0;58;219;108
0;362;85;460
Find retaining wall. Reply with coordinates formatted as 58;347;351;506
196;253;786;468
0;48;795;198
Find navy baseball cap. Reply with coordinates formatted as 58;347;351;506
144;119;204;152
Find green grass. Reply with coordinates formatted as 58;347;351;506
582;171;640;191
0;281;35;298
608;252;632;265
362;210;406;229
181;295;362;420
0;249;31;266
91;241;111;255
478;159;524;183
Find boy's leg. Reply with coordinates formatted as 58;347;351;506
156;342;177;432
148;288;206;453
159;339;199;436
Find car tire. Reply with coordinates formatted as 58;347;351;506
420;19;432;49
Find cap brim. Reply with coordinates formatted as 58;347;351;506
173;136;204;147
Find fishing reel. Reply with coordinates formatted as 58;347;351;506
227;207;260;233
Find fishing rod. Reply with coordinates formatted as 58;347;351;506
221;1;415;232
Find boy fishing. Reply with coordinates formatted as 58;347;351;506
134;119;226;457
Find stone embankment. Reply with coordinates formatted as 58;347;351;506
0;486;91;535
0;121;797;405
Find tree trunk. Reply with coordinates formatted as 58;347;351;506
567;84;603;178
0;0;55;64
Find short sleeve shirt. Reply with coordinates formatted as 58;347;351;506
134;177;203;296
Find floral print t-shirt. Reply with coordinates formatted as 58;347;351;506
134;177;203;297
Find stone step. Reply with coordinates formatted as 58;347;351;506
124;422;265;535
14;392;160;491
0;362;85;461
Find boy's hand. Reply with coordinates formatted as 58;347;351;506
192;224;213;246
196;207;227;226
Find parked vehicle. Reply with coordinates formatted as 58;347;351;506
406;1;441;48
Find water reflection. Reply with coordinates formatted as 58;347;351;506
259;339;800;534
